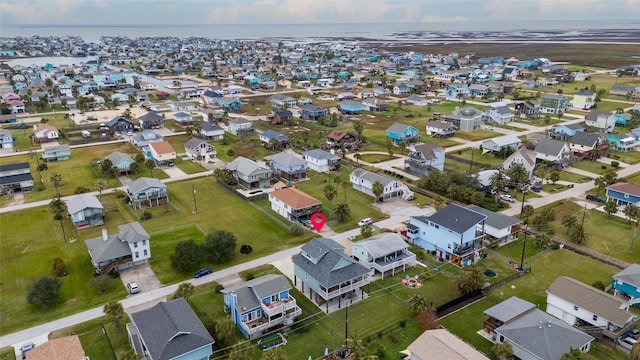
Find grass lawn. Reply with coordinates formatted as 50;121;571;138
445;157;474;173
594;100;634;112
559;171;593;183
452;130;498;142
608;150;640;165
514;117;563;127
358;153;400;163
571;160;620;175
495;123;528;132
173;156;208;174
0;347;13;360
541;183;571;194
451;148;506;166
50;316;131;360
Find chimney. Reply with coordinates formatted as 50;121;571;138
102;227;108;241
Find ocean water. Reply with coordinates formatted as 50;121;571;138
3;20;639;42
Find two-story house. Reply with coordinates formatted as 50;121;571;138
467;205;521;243
268;187;322;222
540;93;568;114
132;130;163;148
106;116;135;135
605;133;640;152
299;104;327;121
350;168;406;200
84;222;151;274
612;264;640;307
571;89;596;109
0;162;34;195
303;149;341;173
228;117;254;136
66;194;105;229
425;120;457;138
221;274;302;339
33;124;59;143
444;106;483;132
352;233;416;279
605;182;640;207
269;94;297;109
184;138;216;162
41;144;71;162
225;156;273;190
481;135;522;153
293;237;371;313
407;204;486;267
126;177;169;209
551;123;584;141
385;123;421;146
534;138;570;166
569;132;602;158
483;106;514;125
326;130;359;151
404;143;445;176
515;101;540;119
138;111;165;130
584;110;615;133
503;147;537;179
264;151;308;180
200;122;225;141
0;129;14;149
259;130;288;149
148;141;176;166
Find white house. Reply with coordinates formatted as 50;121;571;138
483;106;514;125
350;168;412;200
481;135;522;152
302;149;341;173
268;187;322;222
534;138;570;163
351;233;416;279
426;121;456;138
184;138;216;162
503;147;537;179
406;94;428;106
584;110;615;133
467;205;521;243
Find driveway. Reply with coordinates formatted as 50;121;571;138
162;165;187;178
119;264;162;297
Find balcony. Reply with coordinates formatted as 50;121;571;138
371;251;416;274
240;306;302;336
260;296;298;318
317;276;370;300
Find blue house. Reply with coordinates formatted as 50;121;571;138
612;264;640;307
386;123;421;145
220;274;302;339
106;151;135;173
615;113;632;127
338;100;366;115
552;123;584;140
0;129;14;149
265;151;308;180
300;104;327;121
218;97;242;113
605;182;640;207
407;204;486;267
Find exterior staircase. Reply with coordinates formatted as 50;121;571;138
398;183;414;201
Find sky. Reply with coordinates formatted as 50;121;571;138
1;0;639;26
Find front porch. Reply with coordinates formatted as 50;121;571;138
370;251;417;279
294;275;370;313
240;304;302;340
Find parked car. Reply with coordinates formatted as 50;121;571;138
586;194;606;203
500;194;516;203
194;267;213;278
126;280;140;294
629;328;640;340
531;186;541;193
20;342;35;359
618;336;638;350
567;183;574;188
358;218;373;227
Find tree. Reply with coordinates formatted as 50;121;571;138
353;121;364;141
101;158;114;179
416;302;439;331
560;347;587;360
89;274;111;294
324;183;337;205
119;349;140;360
333;176;343;200
433;195;447;210
50;195;68;243
603;171;618;187
561;215;577;234
95;180;105;197
623;203;640;253
171;239;203;272
408;294;432;315
522;204;534;219
360;224;373;238
334;202;351;223
27;276;62;309
536;163;549;183
52;258;66;277
492;341;514;360
508;164;528;195
145;159;155;177
457;269;483;295
104;301;126;334
50;172;62;196
173;282;195;301
128;161;139;174
354;153;361;164
549;170;560;184
569;224;589;245
372;181;384;202
135;153;146;164
202;230;237;263
533;233;551;249
604;200;618;216
398;141;407;155
214;317;236;346
489;171;508;202
594;176;606;196
289;222;304;236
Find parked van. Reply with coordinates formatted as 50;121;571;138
358;218;373;227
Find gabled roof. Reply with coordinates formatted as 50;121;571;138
200;122;224;132
106;151;134;164
226;156;270;176
355;233;408;259
466;205;520;230
327;129;355;141
304;148;338;161
414;203;486;234
260;130;288;142
585;109;613;121
491;105;512;114
269;187;320;210
547;276;637;327
106;116;133;127
412;143;443;160
607;182;640;197
484;296;535;323
131;298;214;360
293;238;369;288
496;308;593;360
127;177;166;194
505;147;536;168
228;117;251;125
25;335;86;360
351;168;396;186
300;104;325;112
613;263;640;287
570;132;599;147
407;329;489;360
184;137;210;151
426;120;456;130
66;194;103;215
386;122;416;134
535;138;567;157
138;111;164;122
149;141;175;154
265;151;306;167
483;134;522;147
221;274;292;313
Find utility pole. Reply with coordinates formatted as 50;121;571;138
520;225;527;271
192;184;198;214
345;300;349;347
469;148;474;173
519;189;527;219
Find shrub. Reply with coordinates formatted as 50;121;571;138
601;165;607;169
52;258;66;277
141;210;152;220
227;149;234;157
114;190;127;198
27;276;62;309
37;163;48;171
240;244;253;255
592;280;606;291
74;186;89;194
290;222;304;236
89;274;111;293
611;161;619;168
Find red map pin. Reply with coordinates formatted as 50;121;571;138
311;212;326;232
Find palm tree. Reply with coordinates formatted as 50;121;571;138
372;181;384;202
594;176;606;196
508;164;528;195
354;153;361;164
522;204;534;219
492;341;514;360
604;200;618;216
103;301;126;334
561;215;577;234
333;176;342;200
50;195;68;243
536;163;549;183
360;224;373;238
489;171;507;202
398;141;407;155
408;294;432;315
560;347;587;360
95;180;105;198
533;233;551;249
50;172;62;196
433;195;447;210
569;224;589;245
173;282;195;301
324;183;337;205
624;203;640;253
353;121;364;141
334;202;351;223
145;159;155;177
214;317;236;346
260;346;288;360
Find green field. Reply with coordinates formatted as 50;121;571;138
571;160;620;175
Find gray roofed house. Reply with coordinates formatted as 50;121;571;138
405;142;445;175
422;203;486;234
612;264;640;303
200;122;224;140
184;138;216;162
259;129;288;145
481;135;522;152
467;205;521;242
264;151;308;180
66;194;104;229
220;274;302;339
126;177;168;209
445;106;484;132
303;149;340;173
0;162;33;194
426;120;457;138
106;151;135;172
132;130;164;148
84;222;151;274
483;105;514;125
352;233;416;279
569;132;601;155
138;111;165;129
293;238;371;312
534;138;570;163
503;147;537;178
350;168;404;199
128;298;214;360
225;156;273;189
484;296;536;325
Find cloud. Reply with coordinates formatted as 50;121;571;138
420;15;469;23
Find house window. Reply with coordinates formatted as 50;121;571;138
135;252;139;258
574;305;579;311
624;193;629;198
592;314;598;321
142;240;146;246
144;249;148;256
134;242;138;248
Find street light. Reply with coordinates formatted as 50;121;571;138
519;224;528;271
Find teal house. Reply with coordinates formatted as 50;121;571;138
386;123;421;145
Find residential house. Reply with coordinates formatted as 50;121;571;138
33;124;59;143
268;109;293;125
138;111;165;130
605;133;639;152
445;83;470;100
106;116;135;135
225;156;273;190
302;149;340;173
569;131;604;158
406;94;428;106
405;329;490;360
393;84;410;95
426;120;457;138
386;123;421;146
546;276;640;340
515;101;540;119
615;113;632;127
571;89;596;109
264;151;308;180
612;264;640;306
350;168;411;200
199;122;225;142
84;222;151;274
228;117;254;136
467;205;521;243
373;87;391;97
293;237;371;312
485;297;594;360
326;129;359;151
444;106;483;132
352;233;416;279
338;100;366;114
148;141;176;166
41;144;70;162
0;129;14;149
173;111;194;124
407;204;486;267
126;177;168;209
610;85;637;97
405;142;445;175
481;135;522;153
184;138;216;162
534;138;570;165
552;123;584;140
269;94;296;109
259;130;288;149
0;162;34;195
469;84;489;97
66;194;104;229
268;187;322;222
132;130;164;148
503;147;537;179
106;151;135;173
585;110;615;133
217;97;242;113
127;298;214;360
299;104;327;121
606;182;640;207
25;335;86;360
540;93;568;114
220;274;302;340
362;98;388;112
483;106;514;125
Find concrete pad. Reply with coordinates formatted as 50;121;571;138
270;257;295;282
119;264;162;295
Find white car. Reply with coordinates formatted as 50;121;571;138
500;194;516;203
358;218;373;227
126;281;140;294
618;336;638;350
